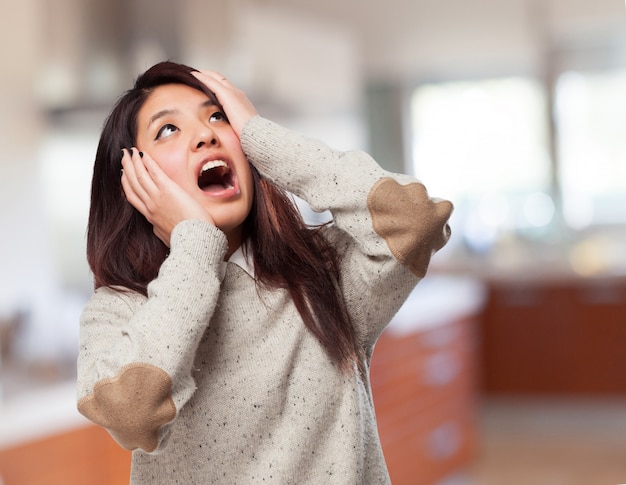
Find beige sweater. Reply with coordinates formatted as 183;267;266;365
77;116;452;484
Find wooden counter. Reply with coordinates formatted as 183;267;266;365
0;383;130;485
0;425;130;485
371;316;478;485
371;276;484;484
479;276;626;394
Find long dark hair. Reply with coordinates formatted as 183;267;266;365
87;61;363;374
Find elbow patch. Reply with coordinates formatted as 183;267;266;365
78;363;176;453
367;177;453;277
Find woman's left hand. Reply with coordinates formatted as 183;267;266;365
121;148;214;247
192;70;258;138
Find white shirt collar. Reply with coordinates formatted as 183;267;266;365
226;241;255;278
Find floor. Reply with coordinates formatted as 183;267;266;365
462;396;626;485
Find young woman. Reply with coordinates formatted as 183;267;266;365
77;61;452;484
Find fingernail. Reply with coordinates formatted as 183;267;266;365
139;151;143;158
130;148;134;156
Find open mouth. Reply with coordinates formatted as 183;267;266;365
198;160;235;193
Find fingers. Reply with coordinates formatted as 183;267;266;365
121;148;177;246
121;147;171;211
120;148;215;247
192;69;231;89
191;70;232;105
191;70;258;137
121;148;151;215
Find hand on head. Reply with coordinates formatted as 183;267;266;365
191;70;258;138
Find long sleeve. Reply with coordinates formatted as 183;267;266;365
77;220;228;453
240;116;453;350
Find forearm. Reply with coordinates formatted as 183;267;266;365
241;116;452;271
241;116;453;348
77;220;228;452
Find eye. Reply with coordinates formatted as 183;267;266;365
155;123;178;140
209;111;228;123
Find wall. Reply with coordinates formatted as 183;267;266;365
0;0;625;371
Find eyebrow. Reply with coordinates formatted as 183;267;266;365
147;99;218;128
148;109;176;128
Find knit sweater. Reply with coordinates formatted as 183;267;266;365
77;116;452;484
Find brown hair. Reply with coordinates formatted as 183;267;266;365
87;61;363;374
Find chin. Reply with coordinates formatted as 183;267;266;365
212;212;249;237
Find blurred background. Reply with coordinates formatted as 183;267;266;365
1;0;626;483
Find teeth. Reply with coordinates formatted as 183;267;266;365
201;160;227;173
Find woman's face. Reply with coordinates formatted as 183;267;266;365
135;83;254;249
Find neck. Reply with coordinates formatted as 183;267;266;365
224;227;243;260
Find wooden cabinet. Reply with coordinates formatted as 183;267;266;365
371;317;478;485
0;425;131;485
479;277;626;394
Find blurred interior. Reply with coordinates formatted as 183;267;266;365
1;0;626;483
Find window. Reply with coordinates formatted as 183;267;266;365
555;68;626;228
411;77;553;253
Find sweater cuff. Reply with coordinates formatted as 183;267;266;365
170;219;228;267
240;116;286;170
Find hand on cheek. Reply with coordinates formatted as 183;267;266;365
120;148;214;247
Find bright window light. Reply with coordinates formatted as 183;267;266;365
411;77;552;250
556;69;626;228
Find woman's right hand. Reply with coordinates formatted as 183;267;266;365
121;148;214;247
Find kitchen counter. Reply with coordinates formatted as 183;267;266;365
371;275;486;485
0;380;89;450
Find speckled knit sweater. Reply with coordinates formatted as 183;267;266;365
77;116;452;484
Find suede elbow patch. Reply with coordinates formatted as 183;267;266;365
368;178;452;277
78;363;176;452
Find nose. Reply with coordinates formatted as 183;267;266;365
192;123;218;150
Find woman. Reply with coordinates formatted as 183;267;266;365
77;61;452;484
